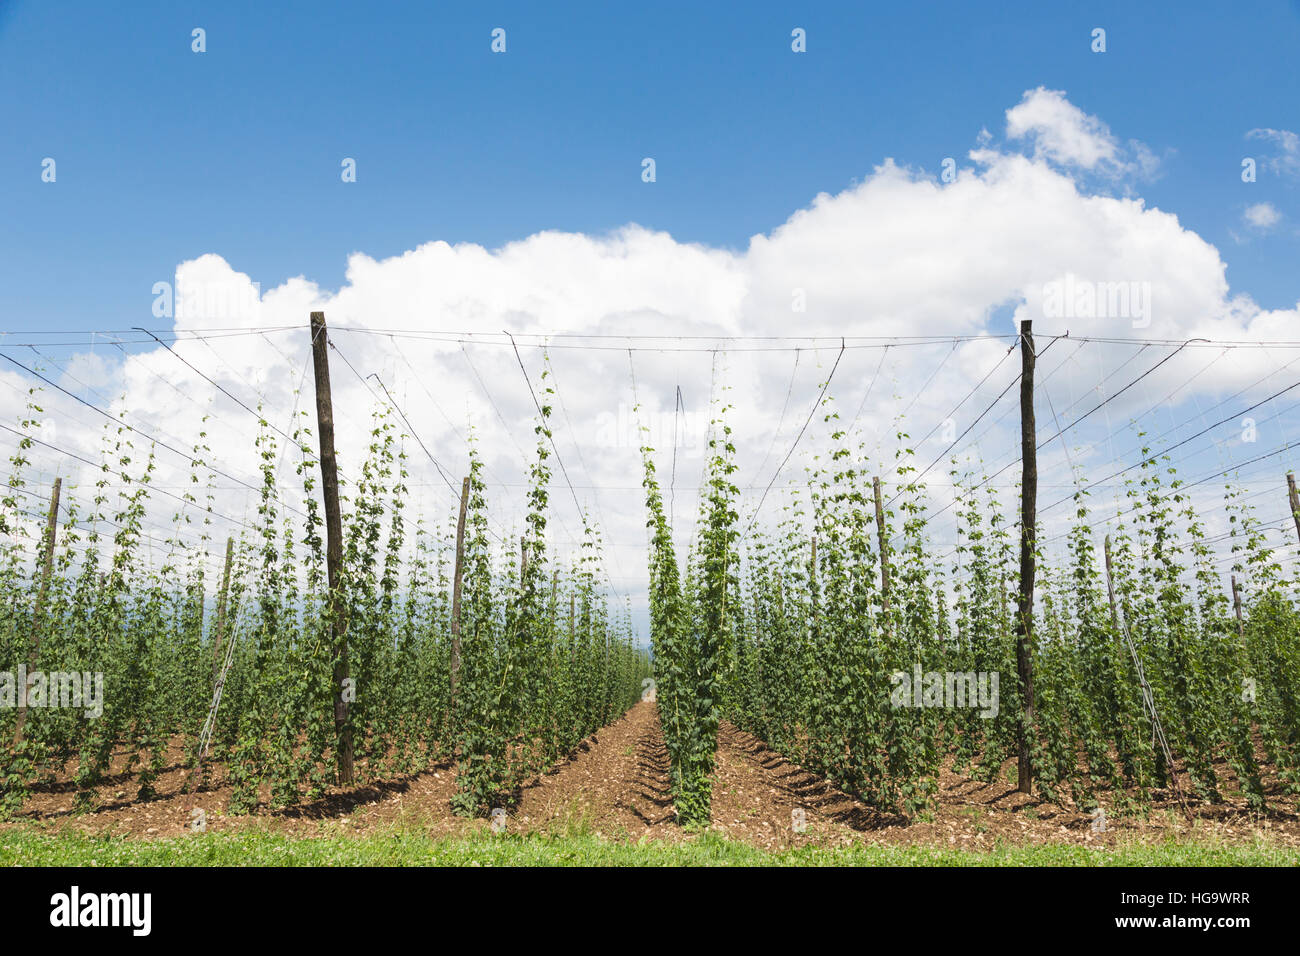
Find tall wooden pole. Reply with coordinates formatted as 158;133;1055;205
194;576;205;639
211;537;234;685
1231;575;1246;642
872;476;891;619
549;569;559;667
569;592;576;661
12;477;61;747
1288;471;1300;549
449;476;470;709
1015;319;1038;795
310;311;352;785
1103;535;1121;631
809;536;819;645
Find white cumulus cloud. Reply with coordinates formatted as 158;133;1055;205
3;89;1298;627
1247;127;1300;177
1243;202;1282;230
1004;87;1159;180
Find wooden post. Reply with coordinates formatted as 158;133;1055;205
1104;535;1121;631
1231;575;1246;642
12;477;61;747
1288;471;1300;548
520;535;529;582
449;476;469;708
809;536;819;644
1014;319;1038;795
211;537;234;685
310;311;353;785
549;569;559;666
872;476;891;618
194;573;205;641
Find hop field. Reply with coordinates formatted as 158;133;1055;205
1;321;1298;864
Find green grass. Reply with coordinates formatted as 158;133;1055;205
1;827;1296;866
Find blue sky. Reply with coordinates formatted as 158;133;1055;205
2;0;1300;630
2;0;1298;335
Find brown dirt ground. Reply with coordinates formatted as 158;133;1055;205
712;721;1300;850
5;701;1299;849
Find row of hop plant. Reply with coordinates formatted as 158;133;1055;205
643;390;1300;825
0;374;651;819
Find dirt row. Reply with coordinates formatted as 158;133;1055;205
5;701;1298;848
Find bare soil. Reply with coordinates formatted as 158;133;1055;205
5;701;1298;849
